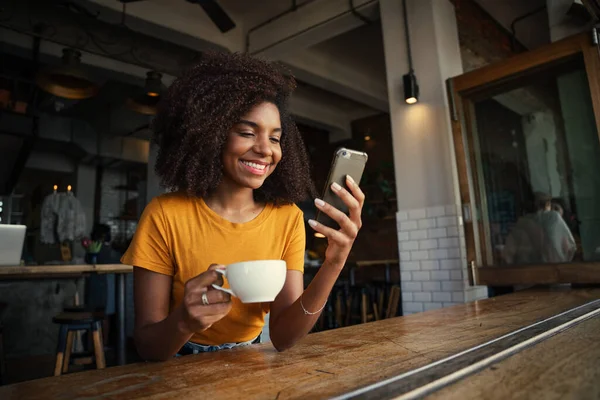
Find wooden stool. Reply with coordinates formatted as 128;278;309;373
53;311;106;376
385;285;401;319
0;303;7;385
346;286;379;326
63;305;105;313
368;282;402;319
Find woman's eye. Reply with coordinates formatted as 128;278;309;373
270;137;281;144
239;132;254;138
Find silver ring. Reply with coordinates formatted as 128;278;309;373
201;292;210;306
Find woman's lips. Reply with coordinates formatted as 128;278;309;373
240;160;269;176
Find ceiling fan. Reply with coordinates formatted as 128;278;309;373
118;0;236;33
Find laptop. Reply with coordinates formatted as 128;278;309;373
0;224;26;266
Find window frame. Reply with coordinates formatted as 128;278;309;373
447;33;600;286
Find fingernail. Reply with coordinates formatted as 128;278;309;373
346;175;355;185
308;219;318;228
331;182;342;191
315;198;325;207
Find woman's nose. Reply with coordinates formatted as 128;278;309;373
253;135;273;156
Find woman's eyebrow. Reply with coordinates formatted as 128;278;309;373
238;120;259;129
238;120;282;133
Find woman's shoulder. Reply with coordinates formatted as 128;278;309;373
268;203;305;233
270;202;304;219
146;191;199;214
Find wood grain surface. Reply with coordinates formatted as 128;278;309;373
0;264;133;279
428;314;600;400
1;288;598;400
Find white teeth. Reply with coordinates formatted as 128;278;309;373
241;161;266;170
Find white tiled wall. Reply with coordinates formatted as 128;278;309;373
397;204;487;314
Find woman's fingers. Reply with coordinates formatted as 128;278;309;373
184;264;231;306
314;198;358;239
345;175;365;206
308;218;352;245
205;288;231;304
343;176;365;228
330;181;360;213
187;264;225;290
188;301;232;322
185;287;231;306
207;264;225;286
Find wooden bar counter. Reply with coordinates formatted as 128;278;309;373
0;264;133;280
1;288;598;399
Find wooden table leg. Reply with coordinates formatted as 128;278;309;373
116;273;126;366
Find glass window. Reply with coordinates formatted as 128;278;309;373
469;56;600;266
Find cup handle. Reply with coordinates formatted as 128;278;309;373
211;268;235;297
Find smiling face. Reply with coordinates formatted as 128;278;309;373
221;102;283;190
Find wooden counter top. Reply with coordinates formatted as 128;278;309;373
430;311;600;399
0;264;133;280
1;288;598;399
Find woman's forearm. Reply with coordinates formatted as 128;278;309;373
269;260;343;351
134;305;194;361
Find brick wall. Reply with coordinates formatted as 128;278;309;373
397;204;487;314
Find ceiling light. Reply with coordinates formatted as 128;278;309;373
364;135;371;141
404;72;419;104
35;48;98;100
127;71;166;115
402;0;419;105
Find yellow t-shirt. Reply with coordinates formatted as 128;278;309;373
121;191;305;345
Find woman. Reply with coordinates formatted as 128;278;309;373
122;52;365;360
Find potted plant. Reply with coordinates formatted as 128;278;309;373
81;237;103;264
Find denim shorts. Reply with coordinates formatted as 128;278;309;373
177;335;261;355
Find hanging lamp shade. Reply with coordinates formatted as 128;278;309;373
35;48;98;100
126;71;166;115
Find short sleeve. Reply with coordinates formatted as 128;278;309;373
283;209;306;274
120;197;174;276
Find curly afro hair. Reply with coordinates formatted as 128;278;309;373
152;51;316;205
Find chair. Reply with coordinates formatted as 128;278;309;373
52;311;106;376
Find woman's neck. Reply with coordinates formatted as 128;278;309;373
204;179;263;223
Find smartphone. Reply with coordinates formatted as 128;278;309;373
316;147;368;230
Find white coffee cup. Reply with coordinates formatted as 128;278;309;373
211;260;287;303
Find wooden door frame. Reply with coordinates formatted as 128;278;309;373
447;32;600;286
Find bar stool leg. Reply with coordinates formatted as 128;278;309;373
62;330;75;374
373;301;380;321
92;322;106;369
335;292;343;328
361;293;368;324
345;293;353;327
378;288;385;319
54;325;68;376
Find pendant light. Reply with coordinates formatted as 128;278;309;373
402;0;419;104
36;48;98;100
126;71;166;115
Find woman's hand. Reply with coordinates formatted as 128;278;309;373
177;264;232;334
309;175;365;269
